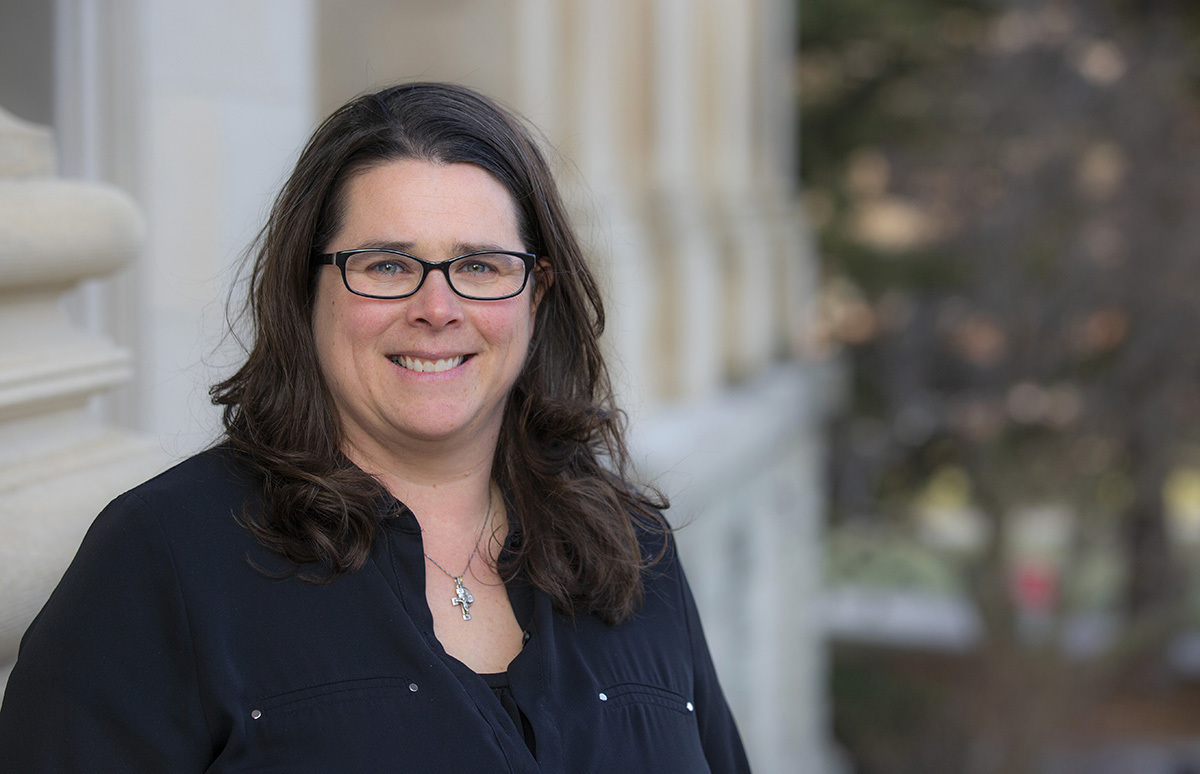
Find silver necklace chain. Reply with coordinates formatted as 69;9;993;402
423;488;493;621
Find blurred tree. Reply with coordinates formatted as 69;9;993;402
804;0;1200;770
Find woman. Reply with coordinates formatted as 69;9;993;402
0;82;750;772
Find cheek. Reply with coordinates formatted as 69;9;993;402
314;295;374;380
487;303;536;352
318;295;389;350
311;295;338;372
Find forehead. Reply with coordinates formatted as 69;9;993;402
334;158;522;250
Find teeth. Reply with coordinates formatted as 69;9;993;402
391;355;465;373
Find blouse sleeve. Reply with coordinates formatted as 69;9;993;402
677;559;753;773
0;491;213;771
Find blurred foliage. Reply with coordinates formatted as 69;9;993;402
803;0;1200;769
826;527;964;594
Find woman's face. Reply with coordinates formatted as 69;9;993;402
312;158;540;464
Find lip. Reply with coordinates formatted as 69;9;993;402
387;353;473;374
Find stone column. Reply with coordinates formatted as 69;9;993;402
0;108;166;697
705;0;780;381
754;0;819;360
52;0;318;455
512;0;563;139
645;0;725;402
557;0;660;413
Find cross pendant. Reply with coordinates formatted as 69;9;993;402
451;575;474;620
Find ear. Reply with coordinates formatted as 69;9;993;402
531;258;553;311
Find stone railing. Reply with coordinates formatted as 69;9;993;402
0;107;166;696
634;361;838;774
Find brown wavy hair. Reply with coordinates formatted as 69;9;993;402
211;82;668;624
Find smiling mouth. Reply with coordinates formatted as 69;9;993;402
389;355;467;373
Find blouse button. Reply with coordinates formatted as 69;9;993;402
250;709;262;720
409;683;419;692
686;702;695;712
598;692;608;701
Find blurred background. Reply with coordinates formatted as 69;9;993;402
3;0;1197;772
809;0;1200;772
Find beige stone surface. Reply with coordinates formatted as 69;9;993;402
0;103;166;702
0;181;142;290
0;108;54;178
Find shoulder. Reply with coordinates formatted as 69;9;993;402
16;446;274;677
635;509;679;574
630;513;690;613
122;444;259;514
103;444;258;530
78;445;265;579
0;458;234;769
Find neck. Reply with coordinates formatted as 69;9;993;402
339;434;498;536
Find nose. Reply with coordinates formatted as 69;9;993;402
405;267;463;329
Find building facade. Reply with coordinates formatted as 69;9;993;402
0;2;835;771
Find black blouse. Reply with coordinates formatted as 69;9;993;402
0;447;751;772
482;671;537;755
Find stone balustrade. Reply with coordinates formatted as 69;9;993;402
634;361;837;773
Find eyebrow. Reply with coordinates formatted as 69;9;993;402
359;240;517;256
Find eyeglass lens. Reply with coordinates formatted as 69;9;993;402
343;251;528;299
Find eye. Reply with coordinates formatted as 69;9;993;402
364;258;412;276
454;258;499;276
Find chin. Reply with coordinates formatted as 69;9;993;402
394;414;484;444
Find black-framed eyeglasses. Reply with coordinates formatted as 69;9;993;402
315;248;536;300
